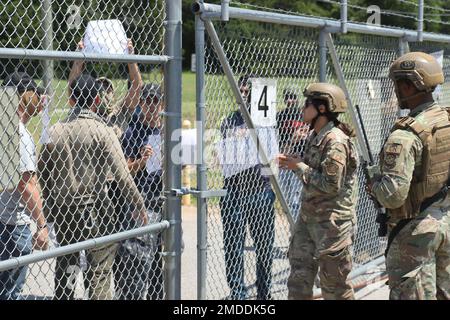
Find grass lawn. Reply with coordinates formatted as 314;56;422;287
27;71;197;145
182;71;196;125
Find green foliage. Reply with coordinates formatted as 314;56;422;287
1;0;164;79
181;0;450;69
1;0;450;74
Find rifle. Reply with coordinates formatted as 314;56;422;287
355;105;388;237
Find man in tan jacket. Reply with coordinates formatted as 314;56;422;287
38;74;147;300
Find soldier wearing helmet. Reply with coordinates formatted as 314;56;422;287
366;52;450;300
277;82;358;300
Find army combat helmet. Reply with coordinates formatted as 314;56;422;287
303;82;347;113
389;52;444;108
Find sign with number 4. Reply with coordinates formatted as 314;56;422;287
249;78;277;127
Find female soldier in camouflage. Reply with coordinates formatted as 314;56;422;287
278;83;358;300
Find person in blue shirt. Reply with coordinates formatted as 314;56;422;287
114;83;164;300
219;75;275;300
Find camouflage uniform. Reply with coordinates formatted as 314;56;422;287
288;121;358;300
38;108;146;300
107;108;133;137
371;102;450;300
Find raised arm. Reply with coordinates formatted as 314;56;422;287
121;39;143;112
67;41;86;98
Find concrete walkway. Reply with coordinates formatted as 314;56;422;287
180;205;389;300
19;205;388;300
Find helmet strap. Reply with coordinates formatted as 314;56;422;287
310;104;325;129
398;90;428;109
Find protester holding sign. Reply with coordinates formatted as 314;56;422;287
114;83;164;300
68;25;142;138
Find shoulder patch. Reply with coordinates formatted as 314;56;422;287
385;143;403;155
383;142;403;169
383;154;397;169
325;162;339;176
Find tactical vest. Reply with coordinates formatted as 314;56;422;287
384;105;450;219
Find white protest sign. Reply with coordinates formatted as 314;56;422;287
216;127;278;178
146;134;162;174
430;50;444;102
83;20;128;55
249;78;277;127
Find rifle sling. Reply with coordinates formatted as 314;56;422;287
385;179;450;256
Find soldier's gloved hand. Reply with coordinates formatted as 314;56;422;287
365;165;380;196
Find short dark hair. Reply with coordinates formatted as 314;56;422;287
140;83;162;101
283;89;298;102
2;71;45;95
70;74;101;109
238;74;257;88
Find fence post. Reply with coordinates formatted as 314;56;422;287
164;0;183;300
319;29;328;82
325;33;371;162
340;0;347;34
194;11;208;300
418;0;424;42
399;37;410;56
41;0;54;99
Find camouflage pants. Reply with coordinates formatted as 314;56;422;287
288;216;355;300
54;243;118;300
53;203;117;300
386;204;450;300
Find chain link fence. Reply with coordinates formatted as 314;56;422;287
0;0;174;300
2;0;450;301
203;21;319;300
196;2;450;300
326;34;400;266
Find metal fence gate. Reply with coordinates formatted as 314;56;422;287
194;1;450;300
0;0;182;300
